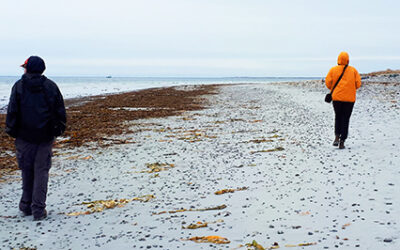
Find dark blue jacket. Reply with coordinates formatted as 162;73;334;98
6;73;66;143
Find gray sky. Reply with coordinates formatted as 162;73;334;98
1;0;399;76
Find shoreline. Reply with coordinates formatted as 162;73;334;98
0;76;321;111
0;84;220;178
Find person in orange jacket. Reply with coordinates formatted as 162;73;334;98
325;51;361;149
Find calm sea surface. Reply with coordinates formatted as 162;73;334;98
0;76;320;111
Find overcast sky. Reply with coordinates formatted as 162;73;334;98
1;0;399;77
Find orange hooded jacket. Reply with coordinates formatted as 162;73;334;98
325;52;361;103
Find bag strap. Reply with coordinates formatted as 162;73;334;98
40;79;55;119
330;65;348;94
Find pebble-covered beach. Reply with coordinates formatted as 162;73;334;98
0;76;399;249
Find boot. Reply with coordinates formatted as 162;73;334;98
339;140;345;149
333;135;340;146
33;209;47;221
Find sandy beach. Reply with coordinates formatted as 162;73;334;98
0;78;399;249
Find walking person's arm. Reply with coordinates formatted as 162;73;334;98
355;69;361;89
325;68;334;90
5;84;19;138
54;86;67;134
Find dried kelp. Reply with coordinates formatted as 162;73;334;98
341;223;351;229
141;163;175;173
186;236;230;244
245;241;280;250
250;147;284;154
285;242;317;247
183;221;208;229
66;195;155;216
182;219;224;229
176;130;217;142
65;155;93;160
153;204;227;215
214;187;248;195
0;85;218;179
246;240;266;250
240;139;274;144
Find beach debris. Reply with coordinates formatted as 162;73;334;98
63;168;76;173
269;242;280;249
0;215;19;219
240;138;274;144
284;242;317;247
153;128;168;132
213;119;262;124
173;129;217;142
163;152;178;156
183;221;208;229
158;139;173;142
341;223;351;229
182;116;196;121
186;236;230;244
215;187;248;195
269;134;281;138
66;195;155;216
230;118;246;122
246;240;266;249
153;204;227;215
250;147;285;154
213;120;226;124
99;137;134;144
151;173;160;178
66;155;93;160
245;241;280;249
141;162;175;173
182;219;224;229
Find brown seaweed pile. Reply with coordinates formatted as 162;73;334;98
0;85;218;179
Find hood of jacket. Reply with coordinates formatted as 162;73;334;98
26;56;46;74
337;51;349;65
22;74;47;93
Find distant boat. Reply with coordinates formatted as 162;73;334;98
106;76;112;78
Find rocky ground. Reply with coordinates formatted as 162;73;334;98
0;79;399;250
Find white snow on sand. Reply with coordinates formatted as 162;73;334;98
0;80;399;249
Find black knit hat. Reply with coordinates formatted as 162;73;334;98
21;56;46;74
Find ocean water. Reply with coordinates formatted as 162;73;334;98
0;76;319;111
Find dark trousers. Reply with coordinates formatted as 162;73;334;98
333;101;354;141
15;138;53;217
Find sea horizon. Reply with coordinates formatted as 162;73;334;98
0;76;321;111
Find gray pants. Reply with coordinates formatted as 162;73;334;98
15;138;53;218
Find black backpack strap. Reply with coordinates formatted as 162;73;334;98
330;65;348;94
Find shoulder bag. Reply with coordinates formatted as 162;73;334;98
325;65;348;103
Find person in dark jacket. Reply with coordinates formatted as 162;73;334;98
5;56;66;221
